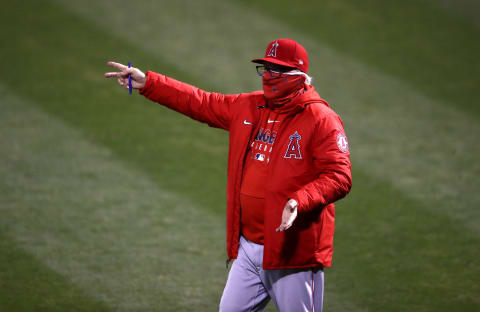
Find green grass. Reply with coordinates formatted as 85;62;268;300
332;168;479;311
2;0;229;214
0;0;478;311
0;231;111;312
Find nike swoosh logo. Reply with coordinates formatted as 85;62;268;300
243;120;253;125
267;120;280;123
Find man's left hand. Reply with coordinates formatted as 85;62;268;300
276;199;298;232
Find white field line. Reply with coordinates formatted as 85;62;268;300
0;85;227;311
54;0;479;232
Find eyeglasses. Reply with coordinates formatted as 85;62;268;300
256;65;293;77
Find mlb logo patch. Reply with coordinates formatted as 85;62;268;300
255;153;265;161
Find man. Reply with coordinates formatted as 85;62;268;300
105;38;352;312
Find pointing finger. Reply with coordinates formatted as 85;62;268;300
107;61;127;71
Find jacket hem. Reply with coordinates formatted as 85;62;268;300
262;262;329;270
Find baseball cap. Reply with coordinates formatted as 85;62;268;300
252;39;309;73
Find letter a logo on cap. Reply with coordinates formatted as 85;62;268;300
267;41;279;57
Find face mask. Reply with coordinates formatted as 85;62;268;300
262;72;305;100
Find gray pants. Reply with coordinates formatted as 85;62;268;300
220;236;324;312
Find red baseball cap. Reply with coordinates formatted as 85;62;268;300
252;39;309;73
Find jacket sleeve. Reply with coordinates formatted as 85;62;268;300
290;112;352;213
139;71;241;130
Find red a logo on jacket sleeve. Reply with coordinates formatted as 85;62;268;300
284;131;302;159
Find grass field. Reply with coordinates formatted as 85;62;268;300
0;0;479;311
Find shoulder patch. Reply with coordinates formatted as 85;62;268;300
336;132;349;153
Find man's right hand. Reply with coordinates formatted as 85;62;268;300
104;61;147;90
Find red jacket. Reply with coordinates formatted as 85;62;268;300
140;71;352;269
